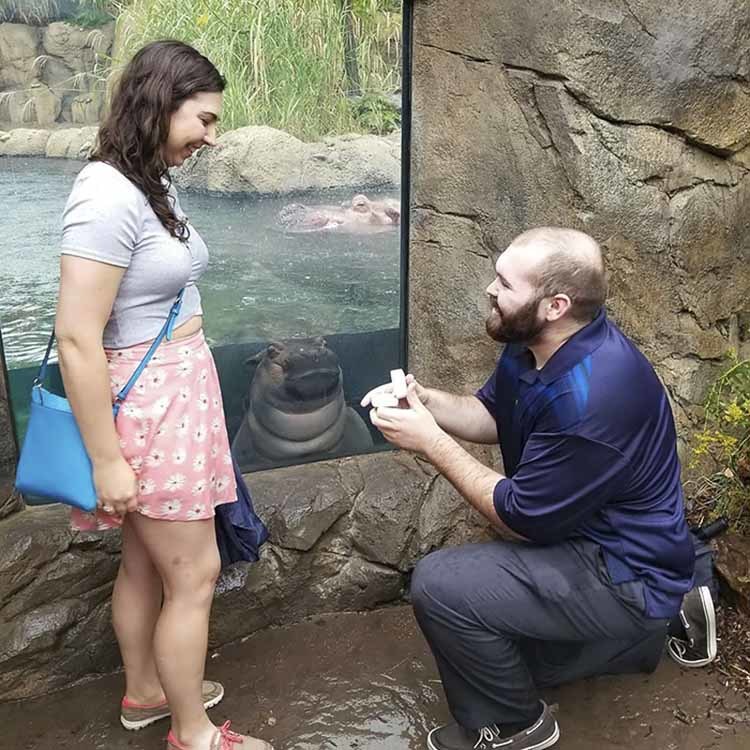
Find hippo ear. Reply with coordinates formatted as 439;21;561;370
266;342;286;359
312;335;327;348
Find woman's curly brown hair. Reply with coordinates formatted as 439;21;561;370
91;40;225;241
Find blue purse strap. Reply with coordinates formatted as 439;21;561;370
35;288;186;418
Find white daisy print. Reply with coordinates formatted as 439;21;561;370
209;472;217;487
160;499;182;516
193;453;206;472
129;456;144;472
176;414;191;437
110;375;126;391
212;397;221;409
210;445;219;459
152;396;171;417
178;345;193;359
195;347;207;360
186;503;207;520
192;479;207;495
172;447;187;465
223;452;233;465
139;478;156;495
147;369;167;388
134;429;148;448
119;438;127;449
210;417;222;434
145;448;166;468
155;423;169;439
134;381;147;396
215;475;231;493
177;360;194;378
164;474;186;492
197;393;210;411
122;403;143;419
198;368;208;385
178;386;191;403
194;423;207;443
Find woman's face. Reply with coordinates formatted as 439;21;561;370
163;91;223;167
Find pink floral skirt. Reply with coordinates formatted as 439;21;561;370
71;329;237;531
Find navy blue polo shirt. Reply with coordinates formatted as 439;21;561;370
476;309;695;619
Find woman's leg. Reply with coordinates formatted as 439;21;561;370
128;513;220;746
113;514;164;703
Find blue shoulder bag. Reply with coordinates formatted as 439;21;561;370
15;290;185;512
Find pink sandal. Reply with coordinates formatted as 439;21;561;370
167;721;274;750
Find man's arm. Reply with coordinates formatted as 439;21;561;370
426;432;525;540
370;384;523;539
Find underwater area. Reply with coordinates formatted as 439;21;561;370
0;156;403;468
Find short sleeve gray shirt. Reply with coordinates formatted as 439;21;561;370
61;161;208;348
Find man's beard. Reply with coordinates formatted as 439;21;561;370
485;295;546;343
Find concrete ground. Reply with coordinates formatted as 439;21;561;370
1;605;748;750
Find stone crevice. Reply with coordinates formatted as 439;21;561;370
620;0;657;40
417;41;491;66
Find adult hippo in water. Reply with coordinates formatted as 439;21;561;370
278;194;400;234
231;337;374;469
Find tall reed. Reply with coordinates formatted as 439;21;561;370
110;0;401;140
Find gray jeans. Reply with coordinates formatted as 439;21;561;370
410;538;669;729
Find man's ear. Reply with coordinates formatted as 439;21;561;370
546;294;572;321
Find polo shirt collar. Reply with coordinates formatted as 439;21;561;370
515;307;609;385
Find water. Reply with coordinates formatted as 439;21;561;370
0;157;401;369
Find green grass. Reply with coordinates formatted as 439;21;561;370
110;0;402;140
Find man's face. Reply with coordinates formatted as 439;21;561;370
485;245;546;344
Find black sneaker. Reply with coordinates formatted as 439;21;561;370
667;585;717;667
427;702;559;750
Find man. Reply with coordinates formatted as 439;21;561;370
363;227;716;750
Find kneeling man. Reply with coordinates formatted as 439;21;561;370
365;227;713;750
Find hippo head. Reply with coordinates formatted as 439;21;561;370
249;337;342;403
277;203;331;232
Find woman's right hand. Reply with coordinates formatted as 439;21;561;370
93;456;139;516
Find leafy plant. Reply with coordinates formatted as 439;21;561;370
690;352;750;532
350;91;400;134
109;0;402;140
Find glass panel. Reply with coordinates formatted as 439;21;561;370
1;1;406;474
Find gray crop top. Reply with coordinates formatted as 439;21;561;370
61;161;208;348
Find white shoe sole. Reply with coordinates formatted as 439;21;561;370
426;720;560;749
667;586;717;668
120;684;225;731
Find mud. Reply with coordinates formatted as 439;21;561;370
0;605;747;749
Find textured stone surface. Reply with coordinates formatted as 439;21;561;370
0;337;20;521
173;126;401;195
0;127;50;155
409;0;750;444
0;21;112;126
0;453;477;700
715;533;750;615
44;124;97;158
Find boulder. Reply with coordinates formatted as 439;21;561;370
38;55;75;100
70;91;103;124
715;533;750;615
0;23;40;87
42;21;114;73
45;125;98;159
0;127;50;156
173;125;401;195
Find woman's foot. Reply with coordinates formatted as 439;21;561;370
167;721;274;750
121;680;225;730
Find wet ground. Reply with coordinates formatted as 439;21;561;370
1;605;748;750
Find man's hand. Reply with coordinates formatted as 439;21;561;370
369;381;444;454
361;373;429;409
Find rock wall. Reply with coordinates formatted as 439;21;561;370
0;21;113;127
0;454;487;700
408;0;750;455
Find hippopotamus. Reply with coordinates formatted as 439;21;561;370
231;337;374;469
277;194;400;234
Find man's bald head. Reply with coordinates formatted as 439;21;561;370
506;227;607;323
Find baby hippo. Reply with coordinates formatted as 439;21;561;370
231;337;374;469
277;194;400;233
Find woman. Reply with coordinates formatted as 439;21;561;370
56;40;273;750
